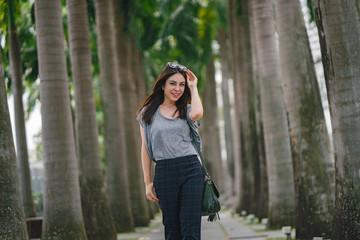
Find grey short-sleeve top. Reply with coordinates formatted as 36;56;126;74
137;105;199;161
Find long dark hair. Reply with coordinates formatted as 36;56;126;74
137;63;190;125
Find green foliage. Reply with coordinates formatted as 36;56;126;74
307;0;316;23
32;191;44;216
0;0;40;117
2;0;223;114
211;0;228;30
1;0;223;160
198;1;217;64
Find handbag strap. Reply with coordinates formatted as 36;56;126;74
189;126;210;177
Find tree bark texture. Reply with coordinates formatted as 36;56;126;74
218;28;236;206
67;0;117;239
112;0;150;227
8;0;36;218
229;0;257;214
130;36;148;105
313;0;360;238
0;43;29;240
248;0;268;220
35;0;87;238
227;0;243;210
202;56;224;190
251;0;295;228
94;0;134;232
274;0;334;238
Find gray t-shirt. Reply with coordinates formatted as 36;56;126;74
137;106;198;161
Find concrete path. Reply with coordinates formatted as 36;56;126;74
117;210;288;240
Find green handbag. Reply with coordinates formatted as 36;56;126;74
190;126;221;221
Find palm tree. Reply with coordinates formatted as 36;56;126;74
250;0;295;227
112;0;150;226
202;56;224;189
248;0;268;220
228;0;257;214
227;0;242;207
0;45;29;240
34;0;87;238
130;34;148;105
313;0;360;238
7;0;36;218
94;0;134;232
218;27;236;202
67;0;117;238
274;0;334;238
216;0;236;205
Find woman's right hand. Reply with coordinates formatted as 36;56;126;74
145;182;159;203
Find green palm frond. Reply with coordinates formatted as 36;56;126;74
0;0;9;34
211;0;227;30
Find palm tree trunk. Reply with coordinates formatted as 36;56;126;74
202;56;224;190
130;35;148;105
112;0;150;227
67;0;117;238
313;0;360;238
229;0;256;214
7;0;36;218
248;1;268;220
94;0;134;232
218;28;235;205
35;0;87;238
274;0;334;238
227;0;243;210
0;44;29;240
251;0;295;228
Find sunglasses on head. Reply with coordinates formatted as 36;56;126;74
168;62;187;72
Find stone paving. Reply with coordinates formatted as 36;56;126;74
117;210;289;240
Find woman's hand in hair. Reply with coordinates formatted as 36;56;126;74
186;69;198;89
187;69;203;121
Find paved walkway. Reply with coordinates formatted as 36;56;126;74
117;210;287;240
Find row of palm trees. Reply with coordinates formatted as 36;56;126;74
225;0;360;239
1;0;360;239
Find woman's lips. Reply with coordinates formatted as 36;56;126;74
172;92;180;98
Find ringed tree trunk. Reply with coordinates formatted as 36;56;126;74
35;0;87;238
236;0;258;215
274;0;334;238
227;0;242;210
229;0;256;214
130;35;148;105
112;0;150;227
202;56;224;190
218;28;235;205
251;0;295;228
0;43;29;240
248;0;268;220
67;0;117;239
313;0;360;238
94;0;134;232
7;0;36;218
129;37;158;218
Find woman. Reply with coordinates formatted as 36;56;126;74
136;62;205;240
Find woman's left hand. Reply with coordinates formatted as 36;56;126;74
186;69;198;89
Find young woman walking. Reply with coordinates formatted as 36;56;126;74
137;62;205;240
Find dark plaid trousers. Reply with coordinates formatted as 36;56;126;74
154;155;205;240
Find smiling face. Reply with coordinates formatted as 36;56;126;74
163;73;186;104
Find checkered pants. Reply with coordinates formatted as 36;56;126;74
154;155;205;240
